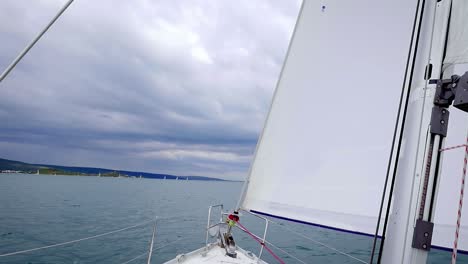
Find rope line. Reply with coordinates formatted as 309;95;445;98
268;220;367;263
452;133;468;264
0;220;154;257
440;144;467;152
237;222;285;264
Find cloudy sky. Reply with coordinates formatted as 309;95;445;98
0;0;301;179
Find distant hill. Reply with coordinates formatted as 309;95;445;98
0;158;44;171
0;157;226;181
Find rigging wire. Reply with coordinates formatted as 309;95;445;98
0;0;75;83
0;219;154;257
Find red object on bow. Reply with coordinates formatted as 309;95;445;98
228;212;239;222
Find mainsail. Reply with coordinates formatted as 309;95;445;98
240;0;468;259
240;0;418;236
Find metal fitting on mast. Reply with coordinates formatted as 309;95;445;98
412;72;468;251
430;73;468;136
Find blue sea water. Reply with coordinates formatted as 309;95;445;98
0;173;465;263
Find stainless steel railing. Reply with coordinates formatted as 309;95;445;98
204;204;270;262
238;209;269;260
205;204;224;246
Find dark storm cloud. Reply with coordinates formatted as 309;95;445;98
0;0;300;179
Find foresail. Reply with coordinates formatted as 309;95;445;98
240;0;418;236
444;0;468;65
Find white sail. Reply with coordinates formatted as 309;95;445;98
240;0;418;236
444;0;468;65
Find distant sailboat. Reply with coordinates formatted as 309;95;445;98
36;169;39;175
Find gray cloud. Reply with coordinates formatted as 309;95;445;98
0;0;300;179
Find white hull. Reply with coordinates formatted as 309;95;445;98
164;243;266;264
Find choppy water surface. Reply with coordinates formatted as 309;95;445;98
0;174;464;263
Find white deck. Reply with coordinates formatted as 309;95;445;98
163;243;268;264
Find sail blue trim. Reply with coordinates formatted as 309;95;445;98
250;210;468;255
432;245;468;255
250;210;381;238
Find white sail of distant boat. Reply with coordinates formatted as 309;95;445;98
98;172;101;177
36;169;39;175
166;1;468;263
175;176;178;181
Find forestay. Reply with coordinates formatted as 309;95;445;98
240;0;418;236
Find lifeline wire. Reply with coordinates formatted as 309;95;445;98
264;240;307;264
236;222;285;264
235;225;307;264
121;252;147;264
0;219;154;257
147;218;157;264
268;219;368;264
121;238;184;264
